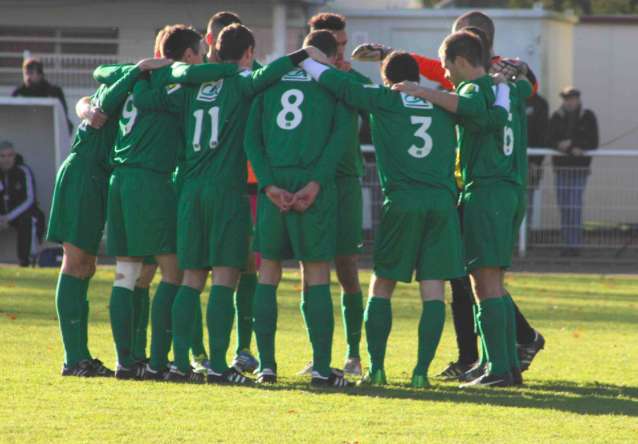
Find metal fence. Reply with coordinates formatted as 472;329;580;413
360;147;638;261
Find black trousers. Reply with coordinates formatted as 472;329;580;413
9;210;44;267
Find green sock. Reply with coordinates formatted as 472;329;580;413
132;287;150;361
478;298;509;376
364;297;392;374
56;274;87;366
503;293;521;370
253;284;278;372
171;285;200;372
149;281;179;371
235;272;257;353
414;300;445;376
341;291;363;359
303;284;334;377
109;285;135;368
79;285;92;361
473;304;488;366
190;293;207;358
207;285;236;373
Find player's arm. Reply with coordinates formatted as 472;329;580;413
99;66;144;114
93;63;135;85
168;61;238;84
243;94;275;190
132;78;184;114
238;49;311;98
484;81;512;130
411;53;455;91
312;102;354;183
301;60;386;113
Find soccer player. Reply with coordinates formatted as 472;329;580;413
294;12;371;377
353;10;545;378
204;10;261;373
394;31;519;387
48;57;170;377
301;51;465;387
244;30;353;388
133;24;319;383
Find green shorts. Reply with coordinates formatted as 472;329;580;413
106;167;177;257
46;153;108;255
462;183;519;272
255;170;337;262
373;188;465;283
177;179;251;270
335;175;363;257
513;186;527;232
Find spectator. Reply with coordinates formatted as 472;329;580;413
547;87;599;256
11;58;73;133
525;92;549;224
0;141;45;266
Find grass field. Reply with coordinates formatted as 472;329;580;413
1;267;637;443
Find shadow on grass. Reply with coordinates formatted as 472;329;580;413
252;379;638;417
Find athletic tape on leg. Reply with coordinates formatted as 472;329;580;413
114;261;143;291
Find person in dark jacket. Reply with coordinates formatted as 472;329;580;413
0;140;45;266
12;58;73;133
547;87;599;255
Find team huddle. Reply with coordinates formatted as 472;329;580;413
49;10;545;389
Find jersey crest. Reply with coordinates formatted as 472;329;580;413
196;80;223;102
460;83;479;95
400;93;433;110
281;69;312;82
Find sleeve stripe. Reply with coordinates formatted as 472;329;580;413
5;165;35;221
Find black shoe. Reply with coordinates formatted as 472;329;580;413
310;370;353;389
62;359;96;377
436;361;475;381
90;358;114;377
458;362;487;383
256;368;277;384
140;364;165;381
518;330;545;372
164;366;204;384
115;363;144;380
512;367;523;386
460;371;514;388
207;367;254;385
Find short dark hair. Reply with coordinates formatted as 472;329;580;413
217;24;255;62
453;11;495;50
154;25;171;57
463;26;491;70
439;31;485;69
308;13;346;31
303;30;337;59
162;25;202;61
381;51;419;85
207;11;242;37
23;58;43;74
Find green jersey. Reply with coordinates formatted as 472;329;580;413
508;79;533;188
244;68;354;189
455;74;509;190
73;65;140;172
133;57;295;188
336;68;371;178
317;68;458;196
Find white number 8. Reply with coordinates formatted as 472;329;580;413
277;89;304;130
408;115;433;159
503;113;514;156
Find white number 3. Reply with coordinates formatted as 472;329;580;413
277;89;304;130
408;115;433;159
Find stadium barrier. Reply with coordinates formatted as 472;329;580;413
361;146;638;260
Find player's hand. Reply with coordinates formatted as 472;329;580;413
491;72;508;85
304;45;330;66
292;181;321;213
391;81;422;96
336;59;352;72
86;107;108;129
265;185;295;212
557;139;572;152
571;147;584;156
352;43;393;62
137;57;173;71
502;57;529;77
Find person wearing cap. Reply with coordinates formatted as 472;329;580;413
11;58;73;132
0;140;45;266
548;87;599;256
